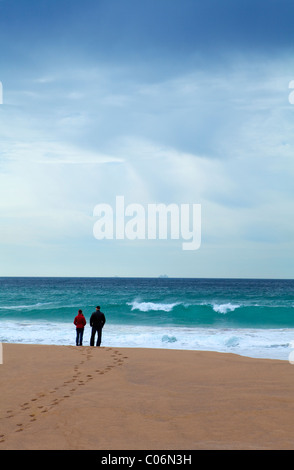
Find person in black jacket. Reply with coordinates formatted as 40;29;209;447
90;306;106;346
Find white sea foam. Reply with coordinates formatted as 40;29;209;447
212;303;241;314
128;301;179;312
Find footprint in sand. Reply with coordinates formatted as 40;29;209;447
51;398;59;405
1;345;122;440
21;402;30;409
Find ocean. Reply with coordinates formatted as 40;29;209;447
0;277;293;360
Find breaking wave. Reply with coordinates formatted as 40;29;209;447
212;303;241;314
127;301;180;312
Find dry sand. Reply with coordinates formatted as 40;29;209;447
1;342;294;450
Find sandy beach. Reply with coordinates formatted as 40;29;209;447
1;343;294;450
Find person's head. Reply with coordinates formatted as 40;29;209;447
96;306;100;311
78;309;83;314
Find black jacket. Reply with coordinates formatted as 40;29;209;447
90;310;106;328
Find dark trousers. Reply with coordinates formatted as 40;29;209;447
76;328;84;346
90;326;102;346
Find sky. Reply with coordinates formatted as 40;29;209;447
0;0;294;278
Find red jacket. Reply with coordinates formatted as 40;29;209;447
74;313;86;329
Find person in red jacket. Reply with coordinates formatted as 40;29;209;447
73;309;87;346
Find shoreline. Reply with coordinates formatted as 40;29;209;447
1;343;294;450
2;339;283;361
1;323;292;361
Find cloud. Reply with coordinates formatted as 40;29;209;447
1;8;294;277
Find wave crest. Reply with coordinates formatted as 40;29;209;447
128;301;179;312
212;303;241;314
0;302;53;311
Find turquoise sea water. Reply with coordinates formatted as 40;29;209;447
0;277;293;360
